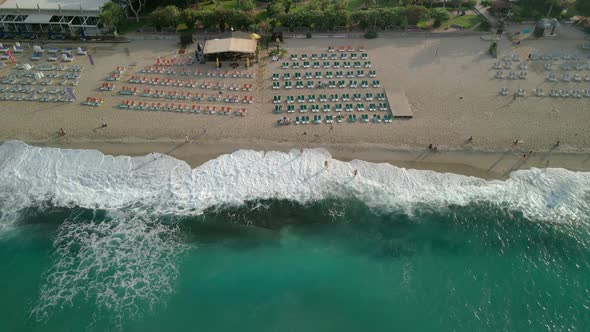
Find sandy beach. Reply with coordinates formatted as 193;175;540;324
1;24;589;178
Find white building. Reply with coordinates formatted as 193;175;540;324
0;0;108;36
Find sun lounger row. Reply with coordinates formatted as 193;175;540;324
118;100;247;115
547;72;590;82
273;70;377;80
289;113;391;125
282;61;372;69
272;79;381;89
0;77;78;86
495;70;528;80
125;88;254;104
140;67;253;78
274;92;385;104
155;57;194;66
0;92;74;102
290;52;369;61
327;45;366;53
529;51;583;62
500;87;590;98
274;102;389;113
32;64;83;72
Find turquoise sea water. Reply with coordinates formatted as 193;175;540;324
0;142;589;331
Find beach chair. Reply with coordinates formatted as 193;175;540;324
303;61;310;68
77;47;88;55
323;61;330;68
345;103;353;112
561;73;570;82
331;94;339;102
508;71;516;80
292;62;300;69
353;93;361;101
301;54;308;61
273;73;280;81
348;114;357;122
311;105;320;112
314;71;322;79
368;103;376;112
335;104;343;112
31;53;42;61
379;102;388;111
321;53;328;60
372;114;382;123
516;88;526;97
274;105;283;113
583;89;590;98
308;94;316;102
286;95;294;104
297;95;305;103
518;71;527;79
313;61;320;69
273;95;281;104
350;80;358;88
335;71;343;78
559;89;569;98
282;62;290;69
286;81;294;89
291;54;298;61
306;81;314;89
500;87;509;96
549;89;559;97
361;114;369;123
351;53;358;60
299;104;308;113
361;80;368;88
547;72;557;82
294;72;302;80
357;103;365;111
340;53;348;60
325;71;333;79
344;61;352;68
314;115;322;124
304;72;312;80
323;104;331;112
287;105;295;113
573;73;582;82
342;93;349;102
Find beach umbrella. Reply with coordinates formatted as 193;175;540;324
246;57;250;67
249;33;261;40
216;57;219;68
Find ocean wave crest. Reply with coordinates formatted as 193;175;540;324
1;141;589;226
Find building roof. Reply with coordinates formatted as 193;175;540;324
0;0;108;11
203;38;257;55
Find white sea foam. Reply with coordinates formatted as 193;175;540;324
0;140;589;225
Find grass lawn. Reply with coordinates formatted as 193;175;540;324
440;15;481;30
347;0;366;11
201;0;239;10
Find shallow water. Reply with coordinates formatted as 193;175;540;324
1;142;589;331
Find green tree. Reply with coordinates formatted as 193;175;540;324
99;1;125;32
430;7;450;27
267;0;286;16
151;5;181;30
180;8;198;29
240;0;256;11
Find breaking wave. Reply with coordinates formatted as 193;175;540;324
0;141;589;226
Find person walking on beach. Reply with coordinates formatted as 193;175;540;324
185;135;190;143
353;170;358;177
324;160;328;168
555;140;560;147
467;136;473;143
428;144;433;150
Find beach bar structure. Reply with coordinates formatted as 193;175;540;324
0;0;107;36
203;37;257;60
